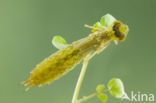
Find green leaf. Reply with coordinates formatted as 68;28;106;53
100;14;116;27
52;36;68;49
96;84;105;92
91;22;107;32
97;93;108;102
107;78;125;98
91;22;101;32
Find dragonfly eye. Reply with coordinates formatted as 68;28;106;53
113;22;128;41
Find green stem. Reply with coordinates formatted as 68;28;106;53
77;93;97;103
72;54;91;103
77;90;110;103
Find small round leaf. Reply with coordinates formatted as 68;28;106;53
108;78;125;98
97;93;108;102
52;36;68;49
100;14;116;27
96;84;105;92
91;22;101;32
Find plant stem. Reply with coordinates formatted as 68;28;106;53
72;54;91;103
77;93;97;103
77;90;110;103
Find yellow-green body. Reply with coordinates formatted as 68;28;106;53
24;21;128;89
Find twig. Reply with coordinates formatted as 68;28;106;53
77;93;97;103
72;54;91;103
77;90;110;103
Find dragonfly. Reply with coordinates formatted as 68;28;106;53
23;14;129;91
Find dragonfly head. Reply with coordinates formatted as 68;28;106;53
112;21;129;42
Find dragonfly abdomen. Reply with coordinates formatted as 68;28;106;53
24;45;87;89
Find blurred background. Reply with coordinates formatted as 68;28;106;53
0;0;155;103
